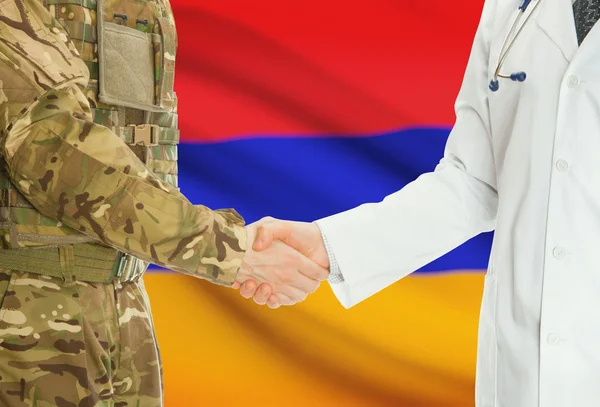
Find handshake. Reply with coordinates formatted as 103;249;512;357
232;217;330;309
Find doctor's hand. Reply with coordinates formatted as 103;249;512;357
233;218;330;308
233;222;329;307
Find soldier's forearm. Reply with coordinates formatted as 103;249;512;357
4;85;247;284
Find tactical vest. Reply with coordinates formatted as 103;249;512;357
0;0;179;283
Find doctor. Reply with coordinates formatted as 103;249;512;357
234;0;600;405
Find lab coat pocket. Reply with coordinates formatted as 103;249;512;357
475;273;498;407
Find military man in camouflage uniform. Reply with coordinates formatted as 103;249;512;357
0;0;329;405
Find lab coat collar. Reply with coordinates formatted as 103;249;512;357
534;0;577;61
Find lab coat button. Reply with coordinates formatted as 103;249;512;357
556;159;569;172
553;247;566;259
567;75;579;88
547;334;561;345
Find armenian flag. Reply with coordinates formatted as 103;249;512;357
144;1;489;405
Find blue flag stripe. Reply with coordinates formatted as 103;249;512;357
151;127;492;272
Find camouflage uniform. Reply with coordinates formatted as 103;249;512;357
0;0;247;405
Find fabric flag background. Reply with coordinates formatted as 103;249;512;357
143;0;491;405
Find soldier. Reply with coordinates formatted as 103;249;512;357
0;0;329;406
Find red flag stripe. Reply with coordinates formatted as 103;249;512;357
172;0;485;141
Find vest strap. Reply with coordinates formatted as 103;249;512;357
58;20;97;43
58;245;77;286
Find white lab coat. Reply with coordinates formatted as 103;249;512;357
316;0;600;405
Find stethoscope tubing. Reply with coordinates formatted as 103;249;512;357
490;0;543;90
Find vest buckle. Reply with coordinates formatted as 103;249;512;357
112;251;143;283
128;124;159;146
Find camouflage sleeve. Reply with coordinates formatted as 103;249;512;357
0;0;246;286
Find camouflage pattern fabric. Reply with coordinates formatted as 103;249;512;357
0;0;247;285
0;268;162;407
0;1;249;403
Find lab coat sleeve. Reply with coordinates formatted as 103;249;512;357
316;0;499;308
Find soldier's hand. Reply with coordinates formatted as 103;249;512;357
233;218;330;308
233;222;328;308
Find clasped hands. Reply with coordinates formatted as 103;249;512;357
232;217;329;309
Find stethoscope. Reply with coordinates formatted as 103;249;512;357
489;0;543;92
